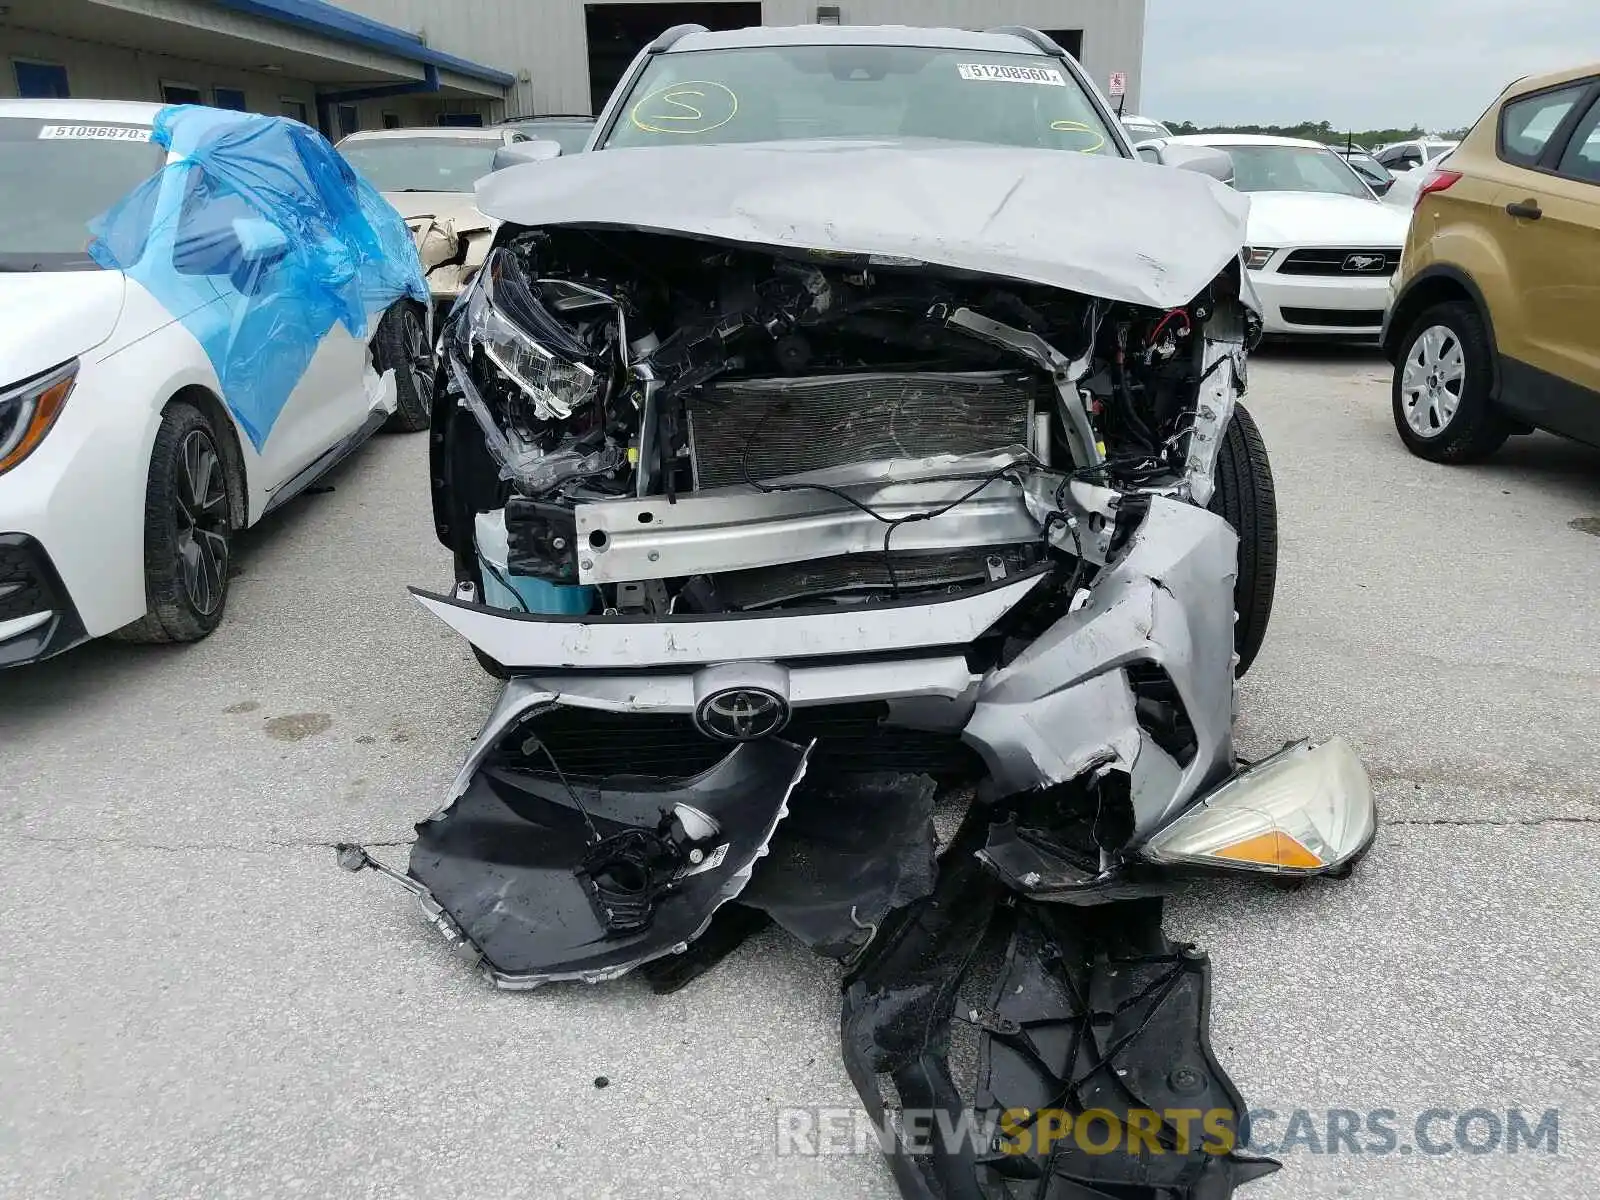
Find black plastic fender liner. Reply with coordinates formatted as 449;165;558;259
841;811;1279;1200
408;739;811;987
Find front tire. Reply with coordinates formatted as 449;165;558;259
115;403;234;645
1392;301;1509;462
1209;402;1278;677
377;302;433;433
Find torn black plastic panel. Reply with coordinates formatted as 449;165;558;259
407;739;810;987
978;817;1175;907
739;772;940;960
842;810;1278;1200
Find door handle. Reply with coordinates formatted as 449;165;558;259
1505;199;1543;220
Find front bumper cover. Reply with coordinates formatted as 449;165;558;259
356;494;1373;985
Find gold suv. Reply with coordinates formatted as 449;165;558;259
1383;64;1600;461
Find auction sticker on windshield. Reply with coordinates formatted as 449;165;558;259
957;63;1067;86
37;125;150;142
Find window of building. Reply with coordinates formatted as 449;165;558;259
280;98;308;124
162;81;204;106
336;104;360;137
13;60;69;99
437;113;485;127
382;111;402;129
213;87;247;112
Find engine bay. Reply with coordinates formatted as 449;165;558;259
431;225;1258;621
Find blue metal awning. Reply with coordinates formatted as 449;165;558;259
207;0;516;89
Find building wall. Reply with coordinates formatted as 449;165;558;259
1;25;320;113
334;0;551;117
3;1;1144;125
412;0;1146;118
1;23;501;130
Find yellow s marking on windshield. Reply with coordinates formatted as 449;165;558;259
630;81;739;135
1050;120;1106;153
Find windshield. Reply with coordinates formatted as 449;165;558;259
602;45;1120;156
505;120;594;154
1344;152;1392;184
0;117;163;271
338;138;502;193
1219;145;1373;199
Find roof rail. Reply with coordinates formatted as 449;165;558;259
986;26;1068;57
649;23;708;53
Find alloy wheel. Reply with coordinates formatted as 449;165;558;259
1400;324;1467;437
402;307;432;400
174;429;229;616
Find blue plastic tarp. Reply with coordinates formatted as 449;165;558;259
88;105;428;451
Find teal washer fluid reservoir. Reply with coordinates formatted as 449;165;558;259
473;510;595;615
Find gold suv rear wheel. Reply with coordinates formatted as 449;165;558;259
1392;301;1510;462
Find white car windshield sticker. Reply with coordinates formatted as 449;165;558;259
958;63;1067;86
37;124;150;142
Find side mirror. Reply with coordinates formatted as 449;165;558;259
492;139;562;171
1142;141;1235;186
1372;177;1395;197
231;217;289;266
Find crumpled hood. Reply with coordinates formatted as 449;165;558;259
0;270;127;384
475;139;1252;310
1244;191;1412;248
383;191;494;236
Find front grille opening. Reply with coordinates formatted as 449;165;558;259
0;538;59;622
1127;662;1197;767
493;701;988;785
1280;307;1386;329
1278;248;1400;277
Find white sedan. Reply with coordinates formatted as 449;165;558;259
337;126;549;323
0;99;430;668
1167;134;1413;337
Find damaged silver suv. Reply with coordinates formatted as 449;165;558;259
351;25;1377;1196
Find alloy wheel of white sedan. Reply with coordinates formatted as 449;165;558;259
1399;324;1467;436
174;428;230;617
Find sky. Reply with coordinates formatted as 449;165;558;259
1141;0;1600;132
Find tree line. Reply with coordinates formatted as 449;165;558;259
1164;119;1471;146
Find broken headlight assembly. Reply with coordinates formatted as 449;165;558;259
0;358;76;476
465;248;601;424
1140;736;1376;874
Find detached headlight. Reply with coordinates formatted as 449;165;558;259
1139;736;1376;875
0;359;76;476
1243;246;1276;271
465;249;599;422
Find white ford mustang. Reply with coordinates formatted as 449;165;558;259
0;99;431;668
1167;134;1413;338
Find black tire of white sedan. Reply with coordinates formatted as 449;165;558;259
115;403;234;645
1208;402;1278;677
1391;301;1509;462
377;302;433;433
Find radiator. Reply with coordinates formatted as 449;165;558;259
687;370;1038;489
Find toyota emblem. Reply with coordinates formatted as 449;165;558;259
695;688;790;742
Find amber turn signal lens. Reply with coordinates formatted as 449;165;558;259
0;362;76;476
